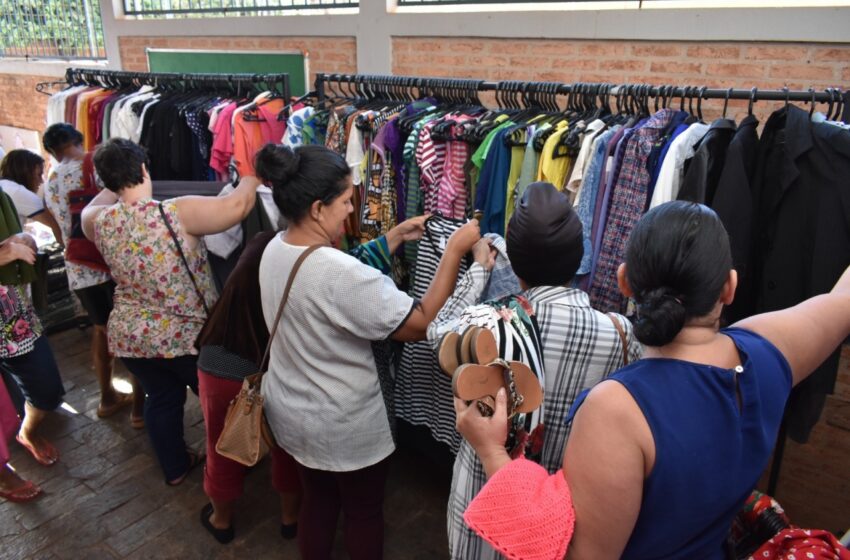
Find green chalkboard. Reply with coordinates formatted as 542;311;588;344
146;49;308;96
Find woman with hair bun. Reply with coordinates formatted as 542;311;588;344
456;200;850;559
256;143;480;560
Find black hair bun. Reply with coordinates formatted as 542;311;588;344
633;287;687;347
255;144;300;186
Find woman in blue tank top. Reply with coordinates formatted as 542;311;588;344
455;201;850;559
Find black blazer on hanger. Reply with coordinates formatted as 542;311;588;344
711;114;759;324
751;104;850;443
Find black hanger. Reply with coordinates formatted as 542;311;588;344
697;86;707;122
748;87;757;117
808;87;817;118
783;87;790;110
722;87;733;119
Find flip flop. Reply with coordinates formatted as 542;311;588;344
438;331;462;377
0;480;42;503
167;449;206;486
453;360;544;418
96;393;134;418
15;434;59;466
200;503;235;544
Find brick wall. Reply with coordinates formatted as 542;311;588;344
393;38;850;123
0;74;52;136
0;35;357;136
118;36;357;86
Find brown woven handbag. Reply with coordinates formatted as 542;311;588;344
215;244;323;466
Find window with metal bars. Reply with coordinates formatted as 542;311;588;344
122;0;358;18
0;0;106;60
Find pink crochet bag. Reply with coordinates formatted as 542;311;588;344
464;457;576;560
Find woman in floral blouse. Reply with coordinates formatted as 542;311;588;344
81;138;262;486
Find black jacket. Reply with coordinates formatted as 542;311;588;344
751;105;850;442
677;118;736;206
712;115;759;323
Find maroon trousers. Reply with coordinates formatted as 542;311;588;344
296;456;391;560
198;369;300;502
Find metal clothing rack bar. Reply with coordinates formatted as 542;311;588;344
42;68;291;99
314;72;843;107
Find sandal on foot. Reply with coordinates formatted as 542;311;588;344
438;331;462;377
200;503;235;544
15;434;59;466
453;360;543;418
96;393;133;418
280;522;298;540
166;449;205;486
0;480;42;503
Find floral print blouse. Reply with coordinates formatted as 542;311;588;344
0;284;42;359
93;199;217;358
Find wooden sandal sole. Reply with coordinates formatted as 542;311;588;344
438;331;461;378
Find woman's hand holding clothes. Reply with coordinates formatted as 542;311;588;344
385;215;429;252
447;219;482;258
472;238;496;271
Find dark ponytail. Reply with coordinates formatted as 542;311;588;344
625;201;732;346
254;144;350;224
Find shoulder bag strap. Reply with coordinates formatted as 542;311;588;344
607;312;630;366
257;244;324;375
158;202;210;317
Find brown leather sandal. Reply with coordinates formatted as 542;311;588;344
458;327;477;365
452;360;543;418
470;328;499;365
438;331;462;377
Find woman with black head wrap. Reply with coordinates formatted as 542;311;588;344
430;182;642;560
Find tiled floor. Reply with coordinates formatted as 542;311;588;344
1;327;848;559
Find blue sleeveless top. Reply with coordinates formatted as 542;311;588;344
567;328;792;560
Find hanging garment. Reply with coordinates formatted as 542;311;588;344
591;109;677;313
711;115;760;324
477;128;513;236
751;105;850;443
587;120;642;286
677;118;737;207
574;126;621;277
395;216;470;451
649;122;710;208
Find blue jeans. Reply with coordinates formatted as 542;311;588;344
1;336;65;411
121;355;199;481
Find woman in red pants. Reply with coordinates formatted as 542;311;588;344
196;215;428;544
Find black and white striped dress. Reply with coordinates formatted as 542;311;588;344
395;215;470;451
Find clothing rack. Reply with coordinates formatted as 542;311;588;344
36;68;291;99
315;72;849;497
314;73;845;118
